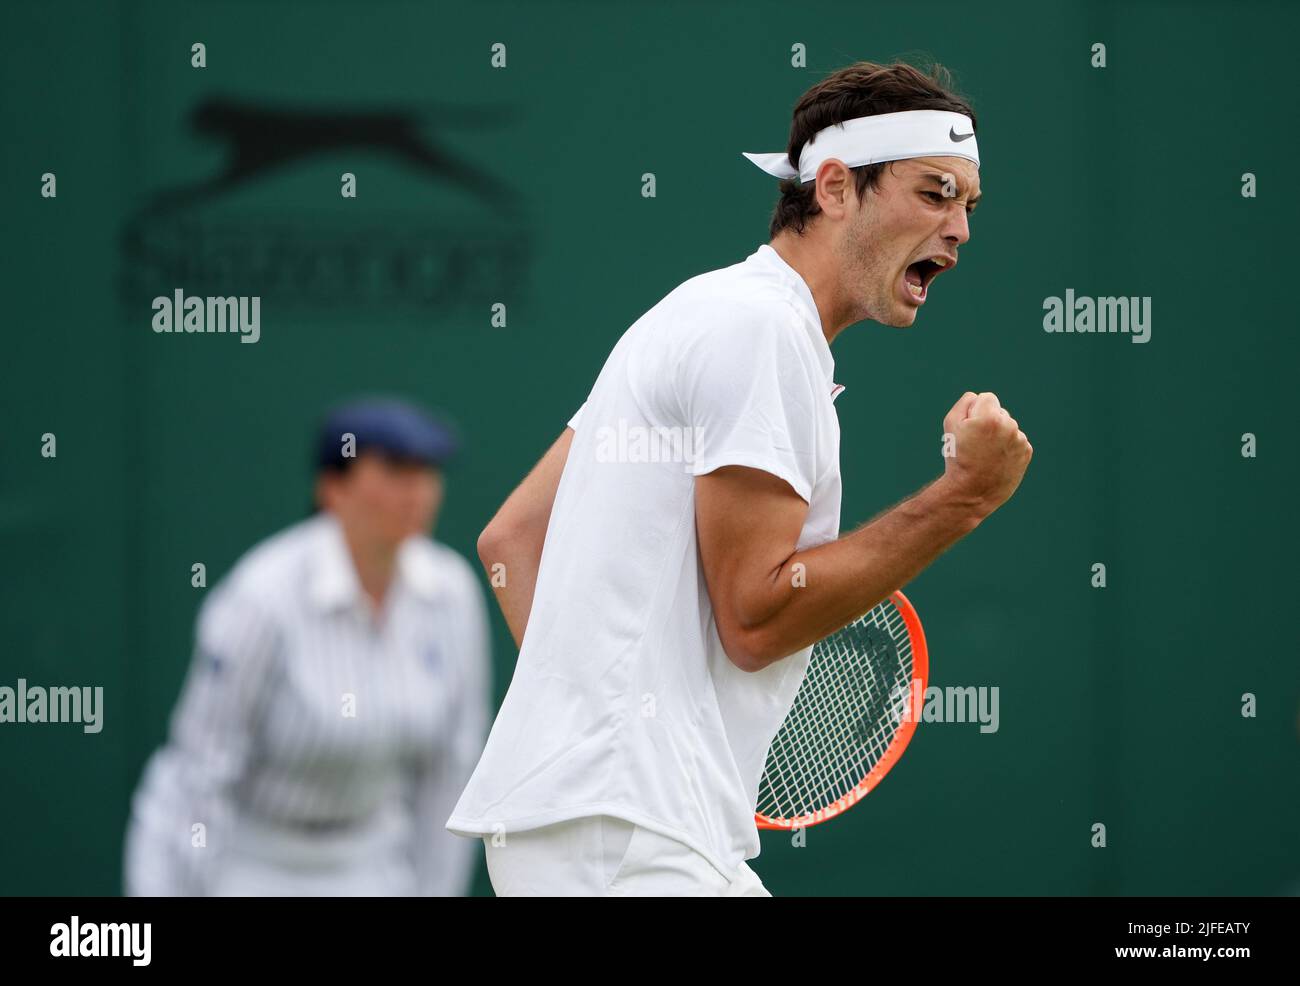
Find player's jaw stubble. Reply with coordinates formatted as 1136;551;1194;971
835;199;920;330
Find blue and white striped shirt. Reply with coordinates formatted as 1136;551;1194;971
125;511;490;896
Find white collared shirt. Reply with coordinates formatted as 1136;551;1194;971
448;243;843;877
125;512;490;896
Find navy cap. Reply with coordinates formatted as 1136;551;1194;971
315;397;460;470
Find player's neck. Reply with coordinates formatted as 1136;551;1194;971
767;234;844;345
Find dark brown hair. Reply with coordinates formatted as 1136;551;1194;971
765;60;977;238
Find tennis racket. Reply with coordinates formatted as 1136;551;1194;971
755;589;929;829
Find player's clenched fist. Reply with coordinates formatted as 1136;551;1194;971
940;391;1033;517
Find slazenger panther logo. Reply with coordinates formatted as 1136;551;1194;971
119;95;534;311
140;96;523;217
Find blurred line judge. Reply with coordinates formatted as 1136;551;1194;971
124;397;491;896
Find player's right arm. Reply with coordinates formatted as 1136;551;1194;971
696;391;1031;672
476;427;574;647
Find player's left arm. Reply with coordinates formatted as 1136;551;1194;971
476;427;574;647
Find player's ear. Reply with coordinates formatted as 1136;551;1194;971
813;159;855;218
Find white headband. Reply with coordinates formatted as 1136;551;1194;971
743;109;979;183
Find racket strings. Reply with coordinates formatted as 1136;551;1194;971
757;601;915;823
765;635;882;808
760;614;909;818
764;635;892;812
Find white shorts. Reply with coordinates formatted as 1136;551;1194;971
482;815;771;897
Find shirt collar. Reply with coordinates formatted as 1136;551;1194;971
308;512;442;612
752;243;840;393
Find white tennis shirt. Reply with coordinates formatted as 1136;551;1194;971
447;244;843;875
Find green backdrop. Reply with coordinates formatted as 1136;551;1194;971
2;0;1296;896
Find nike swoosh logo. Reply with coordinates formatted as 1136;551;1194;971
949;128;974;142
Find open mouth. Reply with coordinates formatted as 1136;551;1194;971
902;255;954;303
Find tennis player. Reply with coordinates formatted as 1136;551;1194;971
447;61;1032;896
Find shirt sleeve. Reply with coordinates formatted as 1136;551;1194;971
677;311;820;502
123;587;280;897
567;401;586;431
